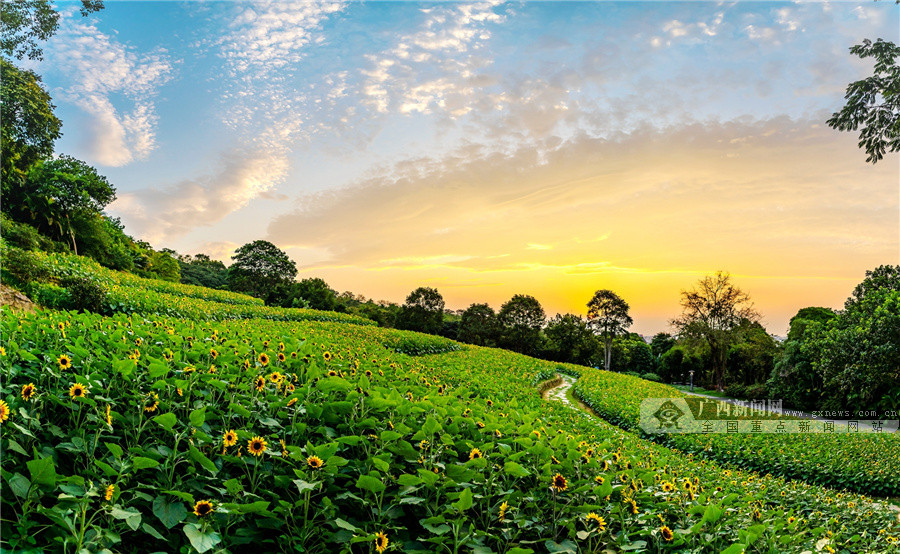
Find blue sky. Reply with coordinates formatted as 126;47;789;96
33;1;899;333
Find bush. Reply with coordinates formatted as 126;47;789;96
62;276;107;313
744;383;768;400
724;383;747;399
0;215;64;252
624;371;642;378
28;282;70;309
1;245;51;286
640;372;662;382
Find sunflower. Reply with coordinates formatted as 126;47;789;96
322;351;333;361
662;481;675;493
193;500;214;517
787;516;796;525
660;525;674;542
105;484;115;501
626;498;639;515
143;392;160;413
105;404;113;426
223;429;238;448
476;421;485;429
277;352;286;363
278;342;285;351
184;366;196;374
258;353;269;366
254;376;266;391
469;448;483;460
135;337;142;346
375;531;389;553
498;500;509;522
248;436;267;456
69;383;88;398
327;370;338;377
0;400;9;423
21;383;36;401
58;354;72;370
494;429;502;438
551;473;568;492
594;475;605;485
585;512;606;532
287;398;298;407
269;371;283;384
307;455;324;469
210;349;219;359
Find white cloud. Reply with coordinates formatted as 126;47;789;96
48;10;174;166
360;1;505;117
111;149;289;244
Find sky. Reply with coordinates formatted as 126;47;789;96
30;0;900;335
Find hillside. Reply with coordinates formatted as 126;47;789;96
1;253;899;553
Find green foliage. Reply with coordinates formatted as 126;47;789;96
574;366;900;497
1;0;103;61
228;240;298;302
827;39;900;164
0;213;64;252
27;281;69;308
0;58;61;186
671;272;758;390
396;286;445;335
62;276;107;313
457;303;500;347
498;294;545;355
649;332;676;359
135;250;180;283
0;275;898;551
543;314;596;365
0;244;50;287
586;290;632;371
177;254;228;290
639;372;661;382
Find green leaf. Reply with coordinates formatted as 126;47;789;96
183;522;222;554
106;442;124;459
452;487;473;511
148;362;169;379
380;430;402;442
8;473;31;499
153;413;177;432
164;490;196;504
334;518;359;532
153;495;188;530
223;478;243;496
189;407;206;428
422;416;441;435
188;445;218;475
132;456;160;470
702;503;724;524
110;506;142;531
94;460;117;478
720;545;747;554
6;439;28;456
142;523;166;541
27;456;56;487
503;461;530;478
355;474;385;494
293;479;319;494
229;403;252;418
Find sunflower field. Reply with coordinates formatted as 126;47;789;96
1;299;899;553
572;367;900;497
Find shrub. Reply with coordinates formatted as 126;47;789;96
28;282;70;309
624;371;642;378
724;383;747;399
744;383;768;400
640;372;662;382
1;245;51;286
62;276;107;313
0;215;64;252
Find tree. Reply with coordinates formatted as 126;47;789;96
671;271;758;391
767;307;837;411
293;278;338;311
586;289;633;371
457;303;500;347
498;294;545;355
544;313;596;365
178;254;229;290
228;240;298;302
827;38;899;164
650;332;677;360
1;0;103;61
396;287;445;335
814;266;900;411
0;59;61;187
17;155;116;253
